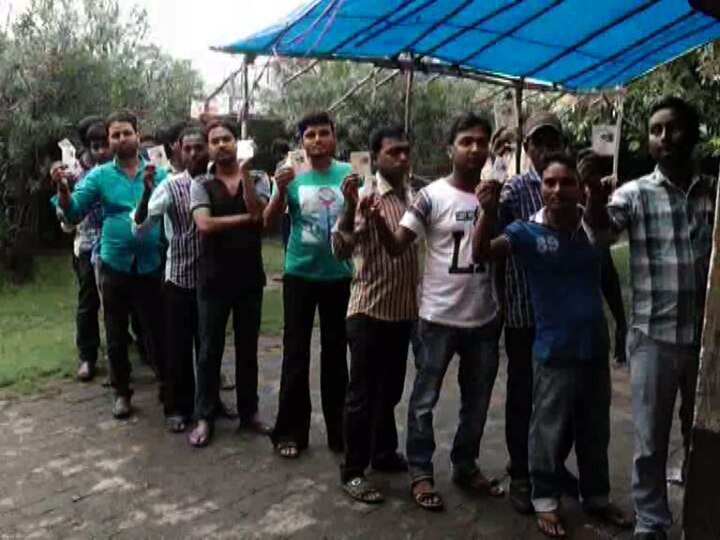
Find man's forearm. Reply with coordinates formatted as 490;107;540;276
472;211;497;263
338;201;357;233
263;189;287;228
57;189;72;213
242;174;262;217
135;190;152;225
197;214;261;235
584;187;610;230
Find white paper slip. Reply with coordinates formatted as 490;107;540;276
350;151;372;183
237;139;255;161
58;139;78;171
147;145;170;169
286;149;307;174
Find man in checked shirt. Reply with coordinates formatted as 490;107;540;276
584;96;716;540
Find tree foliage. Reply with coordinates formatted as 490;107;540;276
261;60;484;176
0;0;203;280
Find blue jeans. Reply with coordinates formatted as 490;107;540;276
628;329;698;534
406;318;499;482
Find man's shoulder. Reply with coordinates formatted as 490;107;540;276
84;162;114;182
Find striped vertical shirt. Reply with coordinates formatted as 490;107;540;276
332;174;419;321
131;170;200;289
498;168;543;328
604;168;716;344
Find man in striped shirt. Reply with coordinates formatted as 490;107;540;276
132;125;208;433
585;96;715;540
332;126;418;504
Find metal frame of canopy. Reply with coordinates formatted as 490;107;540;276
210;0;718;171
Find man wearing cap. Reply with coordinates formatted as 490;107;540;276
498;112;575;513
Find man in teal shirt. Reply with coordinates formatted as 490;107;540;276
55;110;169;419
264;111;353;458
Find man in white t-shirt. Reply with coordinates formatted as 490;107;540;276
372;113;503;511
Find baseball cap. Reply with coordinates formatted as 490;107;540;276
524;112;562;141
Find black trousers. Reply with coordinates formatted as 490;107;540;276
100;264;166;398
272;276;350;450
72;251;101;365
341;315;411;482
164;281;198;419
196;285;263;423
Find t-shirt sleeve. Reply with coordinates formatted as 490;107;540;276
606;182;634;234
252;171;271;202
399;188;431;238
190;180;210;213
502;220;529;260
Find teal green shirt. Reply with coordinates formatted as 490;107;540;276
285;160;353;280
55;158;169;275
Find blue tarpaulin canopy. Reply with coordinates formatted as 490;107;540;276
218;0;720;91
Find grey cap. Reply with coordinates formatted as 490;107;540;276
524;112;562;141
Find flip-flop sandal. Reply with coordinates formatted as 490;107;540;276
166;416;186;434
411;481;444;511
276;442;300;459
342;477;384;504
586;504;633;529
536;512;567;538
454;473;506;497
188;422;212;448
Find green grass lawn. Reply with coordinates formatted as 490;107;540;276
0;241;286;394
0;240;630;395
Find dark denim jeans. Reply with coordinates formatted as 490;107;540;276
406;318;499;482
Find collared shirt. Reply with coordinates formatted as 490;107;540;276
601;167;716;345
54;157;169;275
498;168;543;328
332;173;419;321
504;208;608;365
131;170;199;289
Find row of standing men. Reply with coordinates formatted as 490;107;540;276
52;99;713;540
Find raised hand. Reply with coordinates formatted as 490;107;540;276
578;152;604;192
475;179;502;213
274;167;295;192
143;164;157;192
341;174;361;207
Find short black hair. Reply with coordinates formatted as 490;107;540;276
204;119;239;140
649;95;700;146
271;138;290;158
369;125;407;156
139;134;156;144
297;110;335;138
106;110;138;132
541;151;578;176
178;125;205;146
447;113;492;145
85;121;107;143
77;115;104;146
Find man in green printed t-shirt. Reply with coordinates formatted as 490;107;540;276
264;111;353;459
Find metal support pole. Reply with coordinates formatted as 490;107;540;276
328;68;380;111
241;57;249;140
515;82;524;174
612;92;625;179
403;67;415;136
